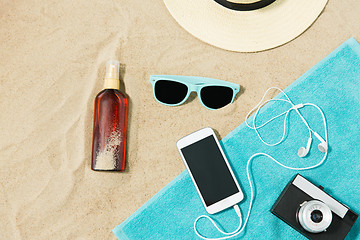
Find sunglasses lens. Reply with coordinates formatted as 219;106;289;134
154;80;188;105
200;86;233;109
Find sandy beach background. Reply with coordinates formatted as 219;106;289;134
1;0;360;239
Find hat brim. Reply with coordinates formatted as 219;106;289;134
164;0;328;52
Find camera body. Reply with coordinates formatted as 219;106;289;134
271;174;358;240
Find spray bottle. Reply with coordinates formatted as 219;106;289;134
91;60;128;171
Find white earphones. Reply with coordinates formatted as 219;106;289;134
244;87;328;158
298;132;328;157
194;87;329;240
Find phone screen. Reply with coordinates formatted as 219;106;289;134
180;135;239;206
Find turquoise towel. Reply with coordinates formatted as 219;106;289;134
113;38;360;240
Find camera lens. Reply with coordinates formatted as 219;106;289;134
310;210;323;223
297;200;332;233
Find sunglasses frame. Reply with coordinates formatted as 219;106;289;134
150;75;240;110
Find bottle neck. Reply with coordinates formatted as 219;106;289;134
103;78;120;90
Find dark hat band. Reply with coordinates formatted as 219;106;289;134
213;0;276;11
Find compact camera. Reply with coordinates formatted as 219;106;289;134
271;174;358;240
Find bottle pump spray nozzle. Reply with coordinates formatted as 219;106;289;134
105;60;120;80
104;60;120;89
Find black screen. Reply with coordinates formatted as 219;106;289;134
181;135;239;206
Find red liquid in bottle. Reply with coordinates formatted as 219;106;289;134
91;61;128;171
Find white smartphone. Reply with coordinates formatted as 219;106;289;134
176;127;244;214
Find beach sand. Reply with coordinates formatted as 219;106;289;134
1;0;359;239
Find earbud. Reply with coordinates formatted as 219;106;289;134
298;137;312;158
298;133;328;157
318;142;328;153
313;131;328;153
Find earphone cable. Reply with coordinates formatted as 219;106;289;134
245;88;316;146
194;87;328;240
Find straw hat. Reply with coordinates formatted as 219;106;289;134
164;0;328;52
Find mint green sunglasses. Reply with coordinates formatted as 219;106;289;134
149;75;240;110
